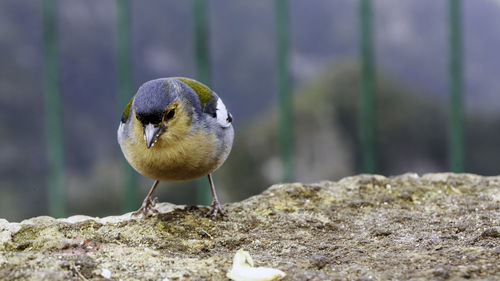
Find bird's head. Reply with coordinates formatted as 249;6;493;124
130;78;201;148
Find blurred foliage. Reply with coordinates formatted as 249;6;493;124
219;62;449;199
219;61;500;200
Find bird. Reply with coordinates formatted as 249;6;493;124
117;77;234;218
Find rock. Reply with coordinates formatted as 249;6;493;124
310;255;328;270
0;173;499;280
480;227;500;238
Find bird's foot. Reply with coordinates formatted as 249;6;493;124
205;199;225;219
132;197;159;216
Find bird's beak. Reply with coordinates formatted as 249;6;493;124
144;123;162;148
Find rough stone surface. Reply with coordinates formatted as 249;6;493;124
0;173;499;280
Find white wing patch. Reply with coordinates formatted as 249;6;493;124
216;98;232;127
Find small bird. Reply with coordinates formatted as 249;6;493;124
117;77;234;217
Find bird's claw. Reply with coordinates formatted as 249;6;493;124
132;196;159;216
205;200;225;218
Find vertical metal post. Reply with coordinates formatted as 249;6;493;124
359;0;376;173
42;0;65;218
115;0;137;211
193;0;212;205
448;0;464;172
275;0;293;182
194;0;211;85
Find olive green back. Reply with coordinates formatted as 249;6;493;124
173;77;213;109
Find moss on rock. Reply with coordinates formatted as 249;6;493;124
0;173;499;280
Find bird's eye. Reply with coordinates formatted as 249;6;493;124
165;109;175;120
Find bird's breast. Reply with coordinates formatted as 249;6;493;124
120;127;230;181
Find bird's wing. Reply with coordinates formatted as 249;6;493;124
214;96;232;127
120;95;135;123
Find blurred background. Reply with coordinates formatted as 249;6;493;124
1;0;499;221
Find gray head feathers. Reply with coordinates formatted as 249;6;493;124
132;78;202;125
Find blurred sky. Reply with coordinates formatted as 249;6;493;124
1;0;500;220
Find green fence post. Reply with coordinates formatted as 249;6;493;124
448;0;464;172
194;0;211;85
193;0;212;205
359;0;376;173
115;0;137;212
275;0;293;182
42;0;65;218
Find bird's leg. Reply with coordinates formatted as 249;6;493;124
205;174;225;218
132;180;160;216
